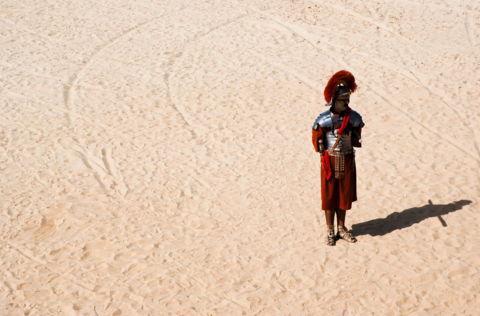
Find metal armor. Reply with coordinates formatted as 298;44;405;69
312;110;364;152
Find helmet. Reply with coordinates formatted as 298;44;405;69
324;70;357;106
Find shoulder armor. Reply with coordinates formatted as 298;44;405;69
349;110;365;128
312;110;332;130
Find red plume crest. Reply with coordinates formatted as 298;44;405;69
324;70;357;103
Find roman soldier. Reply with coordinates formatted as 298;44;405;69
312;70;364;246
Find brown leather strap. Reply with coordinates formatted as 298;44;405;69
326;149;352;156
330;133;342;152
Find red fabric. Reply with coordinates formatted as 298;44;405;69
321;154;357;210
324;70;357;103
322;151;332;180
337;107;351;135
312;129;323;152
322;108;351;180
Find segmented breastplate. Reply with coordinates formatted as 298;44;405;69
325;114;353;152
325;130;353;152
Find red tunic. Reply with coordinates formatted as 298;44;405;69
312;112;362;211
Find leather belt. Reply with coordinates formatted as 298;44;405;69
326;150;353;156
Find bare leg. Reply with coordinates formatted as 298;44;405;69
336;208;357;243
324;210;335;226
324;210;336;246
336;208;346;227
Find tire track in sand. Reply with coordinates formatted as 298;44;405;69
246;7;480;162
160;11;252;205
311;0;436;57
462;4;480;164
63;9;185;128
465;6;478;52
61;10;185;194
163;12;251;134
62;7;250;200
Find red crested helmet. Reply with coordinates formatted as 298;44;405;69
324;70;357;104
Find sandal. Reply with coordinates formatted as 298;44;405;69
337;226;357;243
325;225;336;246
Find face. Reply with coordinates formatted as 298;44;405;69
334;98;349;112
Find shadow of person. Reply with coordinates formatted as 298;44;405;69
350;200;472;237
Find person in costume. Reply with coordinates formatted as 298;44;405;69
312;70;364;246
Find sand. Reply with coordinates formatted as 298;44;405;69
1;0;479;315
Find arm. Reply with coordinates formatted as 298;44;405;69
312;128;325;154
352;126;362;148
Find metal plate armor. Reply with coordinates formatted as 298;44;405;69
325;130;352;152
313;109;364;130
312;110;332;130
349;110;365;128
312;109;364;152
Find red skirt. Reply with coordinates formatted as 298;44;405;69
321;153;357;210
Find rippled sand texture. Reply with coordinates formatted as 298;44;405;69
1;0;479;315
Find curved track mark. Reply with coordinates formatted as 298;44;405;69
254;55;320;92
0;16;62;44
396;0;475;13
311;0;435;57
164;13;251;131
64;9;186;127
248;9;480;162
358;56;464;118
465;9;477;51
63;8;250;198
62;10;186;194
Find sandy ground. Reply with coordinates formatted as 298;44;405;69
1;0;480;315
